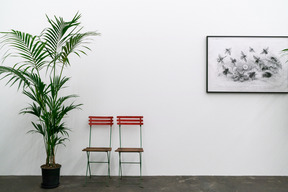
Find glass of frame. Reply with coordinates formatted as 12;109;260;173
206;36;288;93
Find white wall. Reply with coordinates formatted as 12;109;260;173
1;0;288;176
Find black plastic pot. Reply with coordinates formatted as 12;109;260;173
41;164;61;189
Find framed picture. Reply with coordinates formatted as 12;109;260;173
206;36;288;93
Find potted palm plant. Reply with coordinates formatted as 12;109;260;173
0;13;99;188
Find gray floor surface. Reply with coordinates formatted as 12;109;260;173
1;176;288;192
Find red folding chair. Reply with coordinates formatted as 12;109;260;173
82;116;113;183
115;116;144;179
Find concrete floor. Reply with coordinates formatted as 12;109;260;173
1;176;288;192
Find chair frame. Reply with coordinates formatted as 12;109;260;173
115;116;144;179
82;116;113;183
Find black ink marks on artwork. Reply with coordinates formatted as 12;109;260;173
240;51;247;62
253;55;261;64
270;56;278;63
261;47;269;55
230;57;237;65
262;72;272;78
248;72;256;80
215;46;283;83
249;47;255;53
222;66;232;76
217;54;226;64
225;48;231;55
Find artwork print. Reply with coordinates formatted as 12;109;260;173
207;36;288;93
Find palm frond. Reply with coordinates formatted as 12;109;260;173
49;76;70;98
22;89;38;102
0;66;30;89
60;31;100;65
20;102;42;117
0;30;48;72
28;122;46;136
42;13;81;63
59;103;82;119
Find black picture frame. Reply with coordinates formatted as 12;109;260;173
206;36;288;93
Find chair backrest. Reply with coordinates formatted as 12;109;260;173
117;116;143;125
89;116;113;126
88;116;113;147
117;116;143;148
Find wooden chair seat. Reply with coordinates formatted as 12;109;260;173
115;147;144;153
83;147;112;152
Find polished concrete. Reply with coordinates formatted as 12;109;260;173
1;176;288;192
